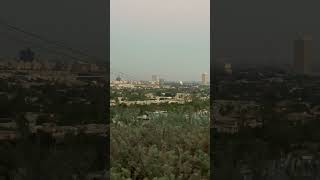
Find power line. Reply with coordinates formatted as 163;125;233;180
0;18;104;63
111;71;135;80
0;30;88;62
110;65;138;80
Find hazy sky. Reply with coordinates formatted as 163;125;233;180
111;0;210;81
213;0;320;70
0;0;107;62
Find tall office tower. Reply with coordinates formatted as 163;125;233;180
224;63;233;75
152;75;159;82
294;33;312;74
201;72;209;85
116;76;122;81
215;57;232;75
159;78;165;85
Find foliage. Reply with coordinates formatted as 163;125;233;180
111;106;209;179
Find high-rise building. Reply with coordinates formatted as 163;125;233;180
201;72;208;85
159;78;165;85
152;75;159;82
19;48;35;62
116;76;122;81
294;33;312;74
224;63;232;75
215;57;233;75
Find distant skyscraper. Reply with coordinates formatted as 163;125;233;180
294;33;312;74
201;72;208;85
19;48;35;62
152;75;159;82
116;76;122;81
224;63;232;75
215;57;232;75
159;78;165;85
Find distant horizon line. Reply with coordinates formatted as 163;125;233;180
111;78;210;82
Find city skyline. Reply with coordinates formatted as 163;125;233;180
110;0;210;81
111;71;210;82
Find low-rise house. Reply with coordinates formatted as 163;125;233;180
55;126;78;136
85;171;108;180
175;93;191;100
110;99;116;106
137;114;149;120
0;130;17;140
0;121;17;129
311;105;320;116
145;93;154;99
79;124;108;136
287;112;314;125
214;120;239;134
151;111;168;117
275;100;294;112
213;113;240;134
243;113;263;128
0;116;15;131
25;112;39;126
38;123;57;133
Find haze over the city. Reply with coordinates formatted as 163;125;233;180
214;0;320;70
111;0;210;81
0;0;108;62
